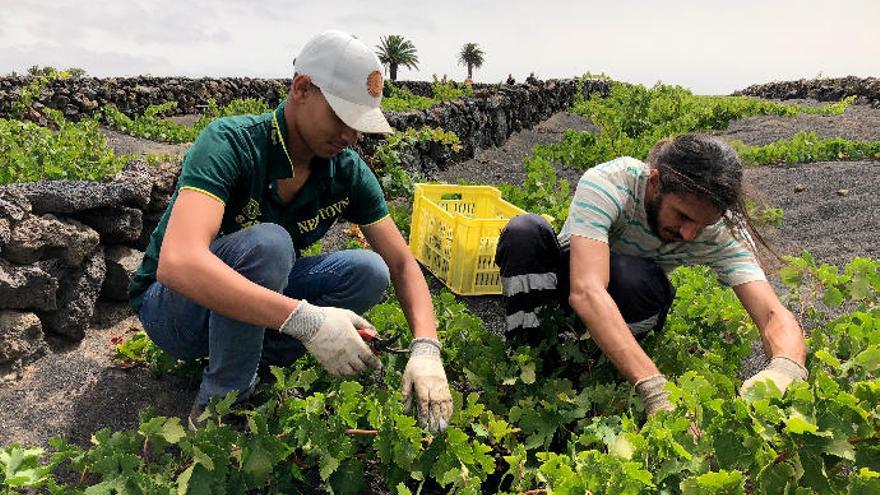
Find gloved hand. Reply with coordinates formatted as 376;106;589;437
634;374;674;415
739;356;808;397
279;300;381;377
402;337;453;433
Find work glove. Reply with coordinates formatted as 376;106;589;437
402;337;453;433
739;356;808;397
279;300;381;377
634;374;674;416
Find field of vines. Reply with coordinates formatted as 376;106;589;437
1;74;879;494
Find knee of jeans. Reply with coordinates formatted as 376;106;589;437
357;250;391;292
234;223;295;289
349;250;390;308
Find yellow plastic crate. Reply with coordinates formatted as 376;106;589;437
408;183;527;296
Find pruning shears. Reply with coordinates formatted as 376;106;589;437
357;328;409;355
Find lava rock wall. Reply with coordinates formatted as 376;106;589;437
733;76;880;108
0;76;291;120
0;75;610;174
361;79;611;175
0;161;151;379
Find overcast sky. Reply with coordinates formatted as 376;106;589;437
2;0;878;94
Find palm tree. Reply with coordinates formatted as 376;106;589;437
375;35;419;81
458;42;485;80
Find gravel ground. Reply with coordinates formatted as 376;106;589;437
0;303;196;448
713;99;880;145
744;160;880;268
436;112;597;187
2;101;879;450
101;127;190;159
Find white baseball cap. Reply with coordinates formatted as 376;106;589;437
294;30;394;134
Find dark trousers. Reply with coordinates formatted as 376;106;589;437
495;214;675;343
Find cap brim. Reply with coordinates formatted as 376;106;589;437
324;92;394;134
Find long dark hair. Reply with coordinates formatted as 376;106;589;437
646;134;778;259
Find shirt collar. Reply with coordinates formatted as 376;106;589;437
269;99;337;181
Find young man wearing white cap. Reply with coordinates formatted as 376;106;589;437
129;30;452;432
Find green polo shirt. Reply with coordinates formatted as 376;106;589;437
128;101;389;312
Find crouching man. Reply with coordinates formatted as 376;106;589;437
128;31;451;432
495;134;807;414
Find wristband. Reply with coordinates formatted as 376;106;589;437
410;337;442;357
279;300;325;342
767;356;808;381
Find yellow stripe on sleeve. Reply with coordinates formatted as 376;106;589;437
359;213;390;228
180;186;226;205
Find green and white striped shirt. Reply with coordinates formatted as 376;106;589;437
558;157;766;287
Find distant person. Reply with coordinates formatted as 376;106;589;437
129;30;452;432
525;72;539;85
495;134;808;415
506;73;516;85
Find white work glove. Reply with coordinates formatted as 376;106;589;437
739;356;808;397
279;300;381;377
401;337;453;433
634;374;674;416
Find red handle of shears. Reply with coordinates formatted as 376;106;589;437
357;328;381;355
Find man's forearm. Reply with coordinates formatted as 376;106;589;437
569;288;660;383
760;308;807;365
158;249;297;329
388;257;438;339
733;281;808;367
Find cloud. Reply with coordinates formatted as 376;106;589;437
0;42;170;76
332;11;439;35
8;0;233;49
1;0;877;93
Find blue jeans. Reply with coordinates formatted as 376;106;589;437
137;223;390;408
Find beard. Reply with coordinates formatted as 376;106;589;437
645;192;663;239
645;192;684;242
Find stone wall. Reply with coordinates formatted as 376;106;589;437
0;74;609;174
361;79;611;175
0;75;609;176
0;76;290;120
0;76;600;120
0;160;156;380
733;76;880;108
0;77;610;379
383;80;496;98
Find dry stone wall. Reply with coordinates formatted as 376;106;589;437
0;76;605;120
361;79;611;175
733;76;880;108
0;77;610;379
0;76;289;120
0;74;609;175
0;160;158;380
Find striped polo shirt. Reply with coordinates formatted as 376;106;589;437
557;157;766;287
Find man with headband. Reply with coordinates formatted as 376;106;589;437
495;134;808;414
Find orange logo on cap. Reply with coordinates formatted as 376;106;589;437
367;70;383;98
